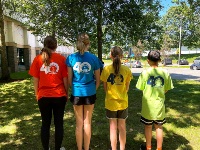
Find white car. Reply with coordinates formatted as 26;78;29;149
123;60;142;68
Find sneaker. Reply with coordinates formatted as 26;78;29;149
60;147;66;150
140;144;146;150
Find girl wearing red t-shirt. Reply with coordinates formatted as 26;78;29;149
29;36;68;150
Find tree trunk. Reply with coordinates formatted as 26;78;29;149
0;0;10;80
97;1;103;61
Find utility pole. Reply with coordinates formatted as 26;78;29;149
178;20;182;66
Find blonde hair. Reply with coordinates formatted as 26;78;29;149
76;33;90;55
111;46;123;75
41;36;57;66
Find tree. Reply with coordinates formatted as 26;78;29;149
160;32;174;57
0;0;10;80
132;40;145;60
11;0;162;61
160;0;200;49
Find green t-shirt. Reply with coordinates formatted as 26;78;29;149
136;67;174;120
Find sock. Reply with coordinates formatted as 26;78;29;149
146;146;152;150
157;148;162;150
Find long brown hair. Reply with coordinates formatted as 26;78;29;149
76;33;90;55
41;36;57;66
111;46;123;75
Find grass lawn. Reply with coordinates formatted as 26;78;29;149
0;71;200;150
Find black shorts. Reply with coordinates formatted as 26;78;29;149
70;94;96;105
140;116;166;125
106;108;128;119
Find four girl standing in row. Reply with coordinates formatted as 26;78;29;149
29;33;173;150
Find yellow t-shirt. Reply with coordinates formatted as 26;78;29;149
100;64;133;111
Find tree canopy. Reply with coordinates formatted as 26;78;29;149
9;0;162;59
160;0;200;49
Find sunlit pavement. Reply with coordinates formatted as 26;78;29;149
131;67;200;81
103;62;200;81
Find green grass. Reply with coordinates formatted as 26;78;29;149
0;72;200;149
10;71;31;80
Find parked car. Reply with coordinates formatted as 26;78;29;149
161;58;172;65
193;57;200;64
190;63;200;70
177;59;189;65
123;60;142;68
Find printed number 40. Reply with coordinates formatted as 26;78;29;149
147;76;164;87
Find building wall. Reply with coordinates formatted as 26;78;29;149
1;15;74;72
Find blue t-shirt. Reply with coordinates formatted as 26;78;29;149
66;52;100;96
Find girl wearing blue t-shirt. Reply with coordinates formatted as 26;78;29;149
66;33;100;150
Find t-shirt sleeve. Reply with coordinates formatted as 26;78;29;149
136;72;145;90
93;55;101;70
66;55;72;67
165;73;174;91
29;57;40;78
126;68;133;82
100;67;107;82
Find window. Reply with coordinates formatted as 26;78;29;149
17;48;24;65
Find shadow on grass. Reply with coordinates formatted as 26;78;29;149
166;80;200;128
0;78;199;149
133;72;200;82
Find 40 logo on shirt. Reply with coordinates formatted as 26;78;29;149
147;76;164;87
107;73;124;85
73;62;91;73
40;62;59;74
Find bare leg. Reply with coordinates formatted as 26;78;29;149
145;125;152;149
154;124;163;150
83;104;94;150
73;105;84;150
118;119;126;150
110;119;117;150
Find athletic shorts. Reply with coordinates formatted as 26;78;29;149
106;108;128;119
70;94;96;105
140;116;166;125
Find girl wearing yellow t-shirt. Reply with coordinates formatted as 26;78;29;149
100;46;133;150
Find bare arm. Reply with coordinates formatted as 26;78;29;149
63;77;68;95
126;81;130;92
103;82;107;92
95;69;100;90
67;67;73;87
33;77;39;99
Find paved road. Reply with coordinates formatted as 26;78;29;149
131;67;200;81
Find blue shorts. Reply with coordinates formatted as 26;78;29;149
106;108;128;119
140;116;166;125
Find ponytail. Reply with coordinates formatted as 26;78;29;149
41;36;57;66
113;55;121;75
76;33;90;55
41;47;52;66
111;46;123;75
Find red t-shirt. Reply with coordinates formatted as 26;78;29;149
29;53;68;100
